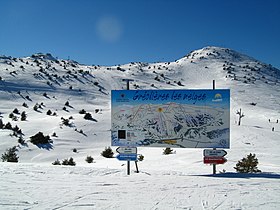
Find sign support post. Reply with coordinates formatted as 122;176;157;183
212;80;216;175
213;148;217;175
135;160;139;173
127;160;130;175
203;148;227;173
122;79;139;175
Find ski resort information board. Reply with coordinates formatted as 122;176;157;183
111;89;230;148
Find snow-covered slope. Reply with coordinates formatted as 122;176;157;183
1;46;280;209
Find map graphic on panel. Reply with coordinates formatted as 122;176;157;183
111;89;230;148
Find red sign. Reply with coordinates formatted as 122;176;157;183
204;156;227;164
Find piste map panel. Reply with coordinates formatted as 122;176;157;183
111;89;230;148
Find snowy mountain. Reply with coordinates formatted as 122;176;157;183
1;46;280;209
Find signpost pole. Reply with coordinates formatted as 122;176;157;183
213;148;217;175
127;160;130;175
212;80;216;175
122;79;136;175
135;161;139;173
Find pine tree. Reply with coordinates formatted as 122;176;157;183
85;156;94;163
1;146;19;162
0;118;4;129
163;147;173;155
101;147;114;158
61;157;76;166
21;111;27;121
234;153;261;173
84;112;93;120
30;132;51;145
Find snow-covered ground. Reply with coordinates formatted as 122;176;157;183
1;163;280;209
1;47;280;209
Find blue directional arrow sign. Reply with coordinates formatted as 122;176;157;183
116;153;137;161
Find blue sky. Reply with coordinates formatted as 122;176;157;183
0;0;279;68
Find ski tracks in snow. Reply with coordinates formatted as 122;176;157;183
1;164;280;209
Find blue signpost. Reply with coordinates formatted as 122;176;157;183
116;153;137;161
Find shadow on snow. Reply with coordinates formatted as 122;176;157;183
196;172;280;179
36;143;53;150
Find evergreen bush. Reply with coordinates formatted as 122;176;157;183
61;118;70;126
22;102;28;108
21;111;27;121
13;108;20;114
4;122;12;130
138;154;144;161
234;153;261;173
18;136;25;145
1;146;18;162
0;119;4;129
85;156;94;163
52;159;61;165
84;112;93;120
62;157;76;166
46;110;52;115
79;109;86;114
101;147;114;158
9;113;15;119
33;104;39;111
30;132;51;145
163;147;173;155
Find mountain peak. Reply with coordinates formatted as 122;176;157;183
182;46;254;63
30;53;57;61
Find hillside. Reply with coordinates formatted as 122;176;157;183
1;46;280;209
1;46;280;165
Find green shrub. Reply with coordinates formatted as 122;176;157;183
9;113;15;119
33;104;39;111
84;112;93;120
61;118;70;126
101;147;114;158
1;146;18;162
4;122;12;130
85;156;94;163
0;119;4;129
62;157;76;166
138;154;144;161
22;102;28;108
21;111;27;121
79;109;86;114
52;159;61;165
30;132;51;145
18;137;25;145
13;108;20;114
234;153;261;173
163;147;173;155
46;110;52;115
